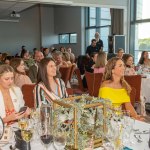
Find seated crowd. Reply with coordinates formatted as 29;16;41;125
0;42;149;125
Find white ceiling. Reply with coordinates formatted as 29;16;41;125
0;1;35;19
0;0;74;19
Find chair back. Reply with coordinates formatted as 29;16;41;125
74;68;85;92
59;66;72;86
66;88;74;95
22;84;35;108
124;75;141;102
130;87;136;106
85;71;103;97
69;63;76;82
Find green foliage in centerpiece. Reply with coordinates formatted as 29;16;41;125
52;95;112;150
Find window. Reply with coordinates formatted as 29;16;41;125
59;34;69;44
59;33;77;44
70;33;77;43
130;0;150;64
134;22;150;64
86;7;111;52
136;0;150;20
89;7;96;26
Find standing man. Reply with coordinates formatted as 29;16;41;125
95;32;103;51
86;39;99;58
28;51;44;83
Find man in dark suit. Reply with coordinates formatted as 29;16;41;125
28;51;44;83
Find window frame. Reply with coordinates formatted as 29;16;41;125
85;7;111;52
59;33;77;44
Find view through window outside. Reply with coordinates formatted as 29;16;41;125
135;0;150;64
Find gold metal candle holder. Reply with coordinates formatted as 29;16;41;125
52;95;110;150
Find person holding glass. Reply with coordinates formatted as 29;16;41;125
0;65;30;124
34;57;68;108
98;57;143;120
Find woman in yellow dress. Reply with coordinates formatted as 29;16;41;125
98;57;143;120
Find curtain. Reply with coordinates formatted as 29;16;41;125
110;9;124;35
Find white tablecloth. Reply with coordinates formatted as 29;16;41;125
2;120;150;150
141;77;150;103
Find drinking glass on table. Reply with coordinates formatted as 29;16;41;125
122;111;135;146
21;120;34;150
39;125;53;150
18;118;28;130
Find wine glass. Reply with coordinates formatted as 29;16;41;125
40;104;52;127
21;120;33;150
18;118;28;130
39;125;53;150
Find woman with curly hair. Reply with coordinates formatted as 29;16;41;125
98;57;143;120
122;54;136;76
138;51;150;67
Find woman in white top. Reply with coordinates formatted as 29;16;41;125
0;65;29;124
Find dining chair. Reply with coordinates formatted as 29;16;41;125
74;68;86;92
130;87;136;106
59;66;72;86
66;88;74;95
124;75;141;102
85;71;103;97
22;84;36;108
68;63;76;83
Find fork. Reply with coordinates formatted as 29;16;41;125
134;135;143;143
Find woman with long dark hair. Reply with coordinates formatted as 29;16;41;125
34;58;68;108
138;51;150;67
10;58;32;89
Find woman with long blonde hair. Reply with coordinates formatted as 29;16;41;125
93;51;107;73
99;57;143;120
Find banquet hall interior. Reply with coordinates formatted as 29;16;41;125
0;0;150;150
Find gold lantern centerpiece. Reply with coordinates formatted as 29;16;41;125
52;95;112;150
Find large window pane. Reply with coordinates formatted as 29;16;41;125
134;22;150;64
88;29;96;45
136;0;150;20
100;20;111;26
89;7;96;26
70;33;77;43
59;34;69;43
100;27;110;51
101;8;111;19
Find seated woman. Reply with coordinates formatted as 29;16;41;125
93;51;107;73
62;52;72;66
10;58;32;89
98;57;142;120
122;54;136;76
53;51;68;69
21;50;35;69
138;51;150;67
34;58;68;108
0;65;29;124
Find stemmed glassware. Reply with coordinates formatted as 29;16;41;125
122;111;135;146
104;107;124;150
39;104;53;150
21;120;34;150
18;118;28;130
39;125;53;150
